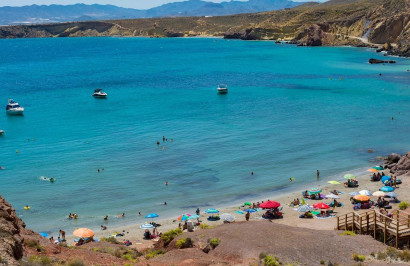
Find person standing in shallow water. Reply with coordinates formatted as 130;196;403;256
316;170;320;180
245;211;250;221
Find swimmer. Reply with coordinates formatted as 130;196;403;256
68;213;73;219
164;202;167;205
165;181;168;186
157;141;160;145
118;213;125;218
102;168;104;171
163;136;165;142
289;177;295;182
16;150;18;154
0;166;5;170
138;212;141;216
73;213;78;219
251;171;254;175
24;205;30;210
101;225;107;230
392;117;394;120
98;169;100;173
104;215;108;220
379;73;382;76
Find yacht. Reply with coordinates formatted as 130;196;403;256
6;99;24;115
217;84;228;94
92;89;107;98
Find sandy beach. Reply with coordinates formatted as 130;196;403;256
63;163;409;249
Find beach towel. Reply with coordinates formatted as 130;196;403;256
235;210;245;214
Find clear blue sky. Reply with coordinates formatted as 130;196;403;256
0;0;321;9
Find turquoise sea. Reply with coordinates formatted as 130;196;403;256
0;37;409;235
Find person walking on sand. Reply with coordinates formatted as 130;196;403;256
245;211;250;221
316;170;320;180
59;229;66;241
393;176;397;188
196;208;200;215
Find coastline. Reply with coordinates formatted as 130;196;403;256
60;157;392;244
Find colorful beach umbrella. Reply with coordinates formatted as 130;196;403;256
145;213;159;219
359;190;372;196
243;209;257;213
73;228;95;238
313;203;330;209
259;200;281;209
328;181;341;185
373;166;384;170
344;174;356;179
140;223;154;229
308;188;322;195
220;213;235;222
349;192;360;196
177;214;191;221
367;168;378;173
205;208;219;214
372;191;386;197
380;186;394;192
385;192;398;198
189;214;200;219
353;195;370;202
381;176;391;184
297;205;313;213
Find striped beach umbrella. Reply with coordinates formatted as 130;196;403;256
353;195;370;202
205;208;219;214
372;191;386;197
349;192;360;196
177;214;191;221
359;190;372;196
344;174;356;179
308;188;322;195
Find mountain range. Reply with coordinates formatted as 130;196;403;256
0;0;307;25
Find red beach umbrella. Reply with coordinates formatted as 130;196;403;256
313;203;330;209
259;200;281;209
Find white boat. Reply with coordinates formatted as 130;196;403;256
217;84;228;94
92;89;107;98
6;99;24;115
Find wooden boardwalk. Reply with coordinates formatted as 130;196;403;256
336;209;410;248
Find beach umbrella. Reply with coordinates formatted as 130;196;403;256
259;200;281;209
385;192;398;198
244;202;252;206
372;191;386;197
349;192;360;197
328;181;341;185
243;209;257;213
145;213;159;219
308;188;322;195
353;195;370;202
373;166;384;170
73;228;94;238
367;168;378;173
325;194;340;199
140;223;155;229
220;213;235;222
313;203;330;209
205;208;219;214
39;232;48;237
188;214;200;220
381;176;391;184
359;190;372;196
344;174;356;179
297;205;313;213
177;214;191;221
380;186;394;192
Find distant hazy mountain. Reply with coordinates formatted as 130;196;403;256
0;0;308;25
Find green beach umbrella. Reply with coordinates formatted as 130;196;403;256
244;202;252;206
344;174;356;179
328;181;341;185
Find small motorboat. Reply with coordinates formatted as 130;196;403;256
6;99;24;115
0;130;4;135
217;84;228;94
92;89;107;98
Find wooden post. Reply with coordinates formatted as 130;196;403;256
345;214;348;230
360;216;363;234
384;219;387;244
396;220;399;248
367;215;369;233
408;214;409;228
374;213;377;239
337;216;339;230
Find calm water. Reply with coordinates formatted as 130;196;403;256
0;37;409;234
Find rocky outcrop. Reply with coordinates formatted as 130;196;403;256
305;24;324;46
0;196;24;265
369;58;396;64
391;151;410;176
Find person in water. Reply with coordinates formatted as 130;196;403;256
68;213;73;219
165;181;168;186
73;213;78;219
138;212;141;216
118;213;125;218
59;230;66;241
196;208;200;215
101;225;107;230
164;202;167;205
104;215;108;220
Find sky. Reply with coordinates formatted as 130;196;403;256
0;0;320;9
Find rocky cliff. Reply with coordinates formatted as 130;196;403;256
0;196;24;265
0;0;409;56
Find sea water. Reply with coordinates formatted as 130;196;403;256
0;37;409;234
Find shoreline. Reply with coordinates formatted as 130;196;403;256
55;157;392;244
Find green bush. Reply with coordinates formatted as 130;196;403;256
92;246;142;261
382;247;410;262
352;253;365;262
27;255;52;265
200;223;211;229
176;237;193;249
377;251;387;260
209;238;220;249
320;260;325;264
399;249;410;262
160;228;182;246
25;239;39;248
145;249;166;259
100;237;119;244
259;252;281;266
67;259;85;266
398;201;409;210
340;231;356;236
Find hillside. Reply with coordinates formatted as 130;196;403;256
0;0;306;25
0;0;409;56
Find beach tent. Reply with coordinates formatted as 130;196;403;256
380;186;394;192
260;200;281;209
220;213;235;222
313;203;330;209
353;195;370;202
344;174;356;179
372;191;386;197
381;176;391;184
359;190;372;196
297;205;313;213
73;228;94;238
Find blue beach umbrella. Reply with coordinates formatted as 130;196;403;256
205;208;219;214
145;213;159;219
308;188;322;195
243;209;257;213
381;176;391;184
189;214;200;219
380;186;394;192
140;223;155;229
39;232;48;237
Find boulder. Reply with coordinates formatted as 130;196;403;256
369;58;396;64
386;153;401;164
390;151;410;176
306;24;323;46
